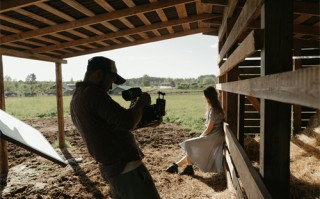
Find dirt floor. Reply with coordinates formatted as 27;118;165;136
1;115;319;199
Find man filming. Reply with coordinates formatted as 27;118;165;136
70;56;160;199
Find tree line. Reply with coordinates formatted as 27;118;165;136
125;74;218;89
4;73;218;97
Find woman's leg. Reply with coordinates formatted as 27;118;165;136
177;155;194;176
176;155;192;166
166;155;193;174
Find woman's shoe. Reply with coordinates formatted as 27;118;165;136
179;165;194;176
165;163;178;174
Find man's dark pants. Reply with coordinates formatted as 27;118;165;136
101;164;160;199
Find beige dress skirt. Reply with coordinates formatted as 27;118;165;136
180;108;225;173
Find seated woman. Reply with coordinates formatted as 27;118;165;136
166;86;225;176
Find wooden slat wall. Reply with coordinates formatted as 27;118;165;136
236;54;319;136
216;0;319;198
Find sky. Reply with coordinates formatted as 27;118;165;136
2;33;219;82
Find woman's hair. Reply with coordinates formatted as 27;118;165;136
204;86;223;112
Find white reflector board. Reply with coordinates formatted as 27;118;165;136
0;109;67;167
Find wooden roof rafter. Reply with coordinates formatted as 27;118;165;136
0;0;226;60
0;0;318;62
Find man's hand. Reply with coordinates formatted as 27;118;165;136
129;92;151;130
138;92;151;106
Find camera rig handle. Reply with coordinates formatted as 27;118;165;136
158;91;165;99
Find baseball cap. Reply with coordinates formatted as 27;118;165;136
87;56;126;85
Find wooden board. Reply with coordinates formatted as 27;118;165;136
0;109;67;167
216;67;320;110
224;123;272;199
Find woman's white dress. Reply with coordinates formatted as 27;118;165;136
180;108;225;173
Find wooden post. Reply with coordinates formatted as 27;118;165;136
0;55;8;175
218;74;227;111
293;49;302;135
260;1;293;198
224;16;238;135
226;68;238;134
55;62;65;148
237;94;245;146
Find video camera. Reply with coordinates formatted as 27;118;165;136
122;87;166;128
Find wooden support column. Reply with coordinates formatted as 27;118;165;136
226;68;238;134
293;49;302;135
219;74;227;111
222;16;238;134
237;94;245;146
260;1;293;198
0;55;8;175
55;62;65;148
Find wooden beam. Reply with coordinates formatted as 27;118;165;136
237;94;245;146
219;0;263;60
0;55;4;110
36;3;74;21
216;67;320;110
176;4;189;31
0;55;8;175
0;0;194;44
30;14;216;54
0;138;8;175
224;123;272;199
123;0;136;8
0;15;38;30
201;0;228;6
0;48;67;63
293;38;320;49
225;148;244;197
14;8;56;25
294;24;320;36
62;27;212;58
294;1;320;16
61;0;95;16
218;0;238;39
293;49;302;135
55;63;65;149
0;0;47;13
90;0;136;31
261;2;292;197
226;68;238;134
238;76;261;113
218;30;263;76
94;0;115;11
246;95;260;112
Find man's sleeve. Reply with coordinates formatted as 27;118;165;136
94;91;134;129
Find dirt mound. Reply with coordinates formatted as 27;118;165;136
0;117;232;199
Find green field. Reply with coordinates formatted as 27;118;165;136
5;92;207;133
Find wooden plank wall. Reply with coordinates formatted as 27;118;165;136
238;54;319;135
216;0;319;198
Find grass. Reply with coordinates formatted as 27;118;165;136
5;92;207;133
5;96;59;119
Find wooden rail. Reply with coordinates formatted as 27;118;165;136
218;30;263;76
224;123;272;199
216;67;320;110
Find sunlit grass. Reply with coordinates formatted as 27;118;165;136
5;92;207;133
6;96;59;119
